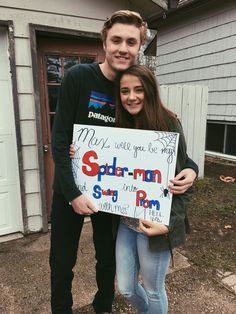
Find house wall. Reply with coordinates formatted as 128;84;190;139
0;0;127;234
155;0;236;122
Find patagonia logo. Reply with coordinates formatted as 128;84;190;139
88;91;115;110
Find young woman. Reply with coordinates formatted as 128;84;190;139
114;64;193;314
69;64;196;313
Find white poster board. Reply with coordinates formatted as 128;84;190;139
72;124;179;225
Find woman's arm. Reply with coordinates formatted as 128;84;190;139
168;119;193;231
169;120;198;195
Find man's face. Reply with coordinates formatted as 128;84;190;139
103;23;141;79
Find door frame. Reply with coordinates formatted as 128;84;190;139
0;20;26;233
29;24;103;232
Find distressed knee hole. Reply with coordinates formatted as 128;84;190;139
145;289;161;301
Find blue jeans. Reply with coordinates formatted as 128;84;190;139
116;222;171;314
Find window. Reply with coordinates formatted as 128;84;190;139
206;121;236;156
46;54;96;130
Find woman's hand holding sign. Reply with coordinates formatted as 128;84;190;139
169;168;197;194
139;219;169;236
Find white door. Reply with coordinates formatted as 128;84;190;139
0;27;23;236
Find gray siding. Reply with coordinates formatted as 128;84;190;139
156;1;236;122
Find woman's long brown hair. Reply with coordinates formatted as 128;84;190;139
115;65;177;131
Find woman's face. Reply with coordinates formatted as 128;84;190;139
120;74;144;116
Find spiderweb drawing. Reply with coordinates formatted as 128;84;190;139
154;132;178;157
154;132;178;196
71;141;81;179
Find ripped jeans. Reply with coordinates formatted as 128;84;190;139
116;222;171;314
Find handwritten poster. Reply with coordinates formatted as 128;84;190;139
72;124;179;225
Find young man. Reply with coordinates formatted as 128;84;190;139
50;10;198;314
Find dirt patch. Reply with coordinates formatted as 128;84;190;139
186;159;236;271
164;159;236;313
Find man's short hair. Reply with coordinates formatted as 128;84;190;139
101;10;147;45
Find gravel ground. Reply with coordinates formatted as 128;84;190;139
0;221;235;314
0;159;235;313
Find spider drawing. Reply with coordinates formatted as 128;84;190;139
160;186;170;198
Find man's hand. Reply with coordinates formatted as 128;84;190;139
139;219;169;237
169;168;197;194
71;194;98;215
69;144;75;159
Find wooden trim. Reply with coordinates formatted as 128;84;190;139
29;24;48;232
29;24;103;232
30;23;102;41
0;20;11;26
